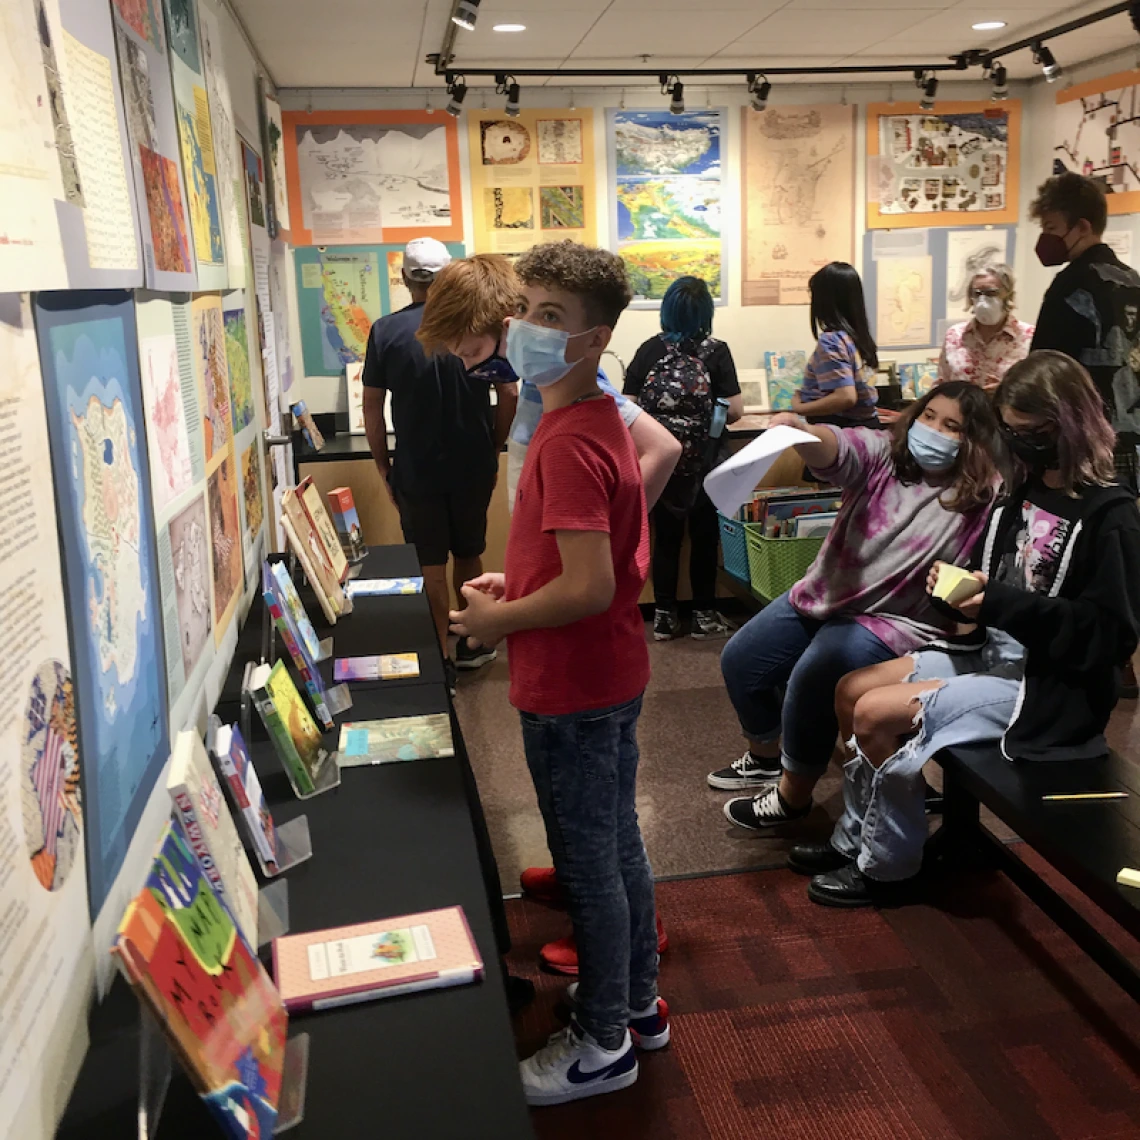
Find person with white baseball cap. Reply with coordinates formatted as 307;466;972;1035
362;238;518;692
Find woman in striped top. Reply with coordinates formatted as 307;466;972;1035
792;262;880;428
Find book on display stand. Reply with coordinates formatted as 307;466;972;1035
281;491;348;625
113;822;309;1138
246;660;341;799
207;715;314;880
327;486;367;563
297;476;349;585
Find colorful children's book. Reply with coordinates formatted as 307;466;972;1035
327;486;367;563
337;714;454;767
113;823;289;1139
210;720;280;874
291;399;325;451
334;654;420;683
764;350;807;411
898;362;939;400
167;731;260;949
268;560;322;663
272;906;482;1013
298;476;349;585
249;661;331;796
281;489;344;624
262;562;334;729
344;576;424;599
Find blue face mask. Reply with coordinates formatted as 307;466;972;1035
467;352;516;384
907;420;961;473
505;318;595;387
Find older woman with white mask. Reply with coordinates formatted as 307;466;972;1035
937;264;1034;391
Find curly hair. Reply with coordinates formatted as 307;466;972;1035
1029;172;1108;236
416;254;521;354
515;241;632;329
890;380;1000;513
994;351;1117;492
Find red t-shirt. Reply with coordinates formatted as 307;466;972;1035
505;396;650;715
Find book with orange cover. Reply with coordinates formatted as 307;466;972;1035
297;476;348;584
281;488;344;623
272;906;482;1013
113;823;289;1139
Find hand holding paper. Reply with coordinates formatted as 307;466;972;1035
932;563;985;607
703;425;819;518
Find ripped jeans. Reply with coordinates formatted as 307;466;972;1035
831;629;1026;882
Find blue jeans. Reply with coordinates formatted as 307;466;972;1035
720;591;897;778
520;695;657;1049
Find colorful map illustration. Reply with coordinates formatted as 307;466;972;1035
537;118;583;165
617;178;720;241
177;94;224;265
223;305;254;433
485;187;534;231
140;331;193;514
168;493;212;679
613;110;720;177
307;252;380;371
620;241;721;302
139;147;193;273
194;296;230;462
37;299;169;912
207;453;243;635
241;444;264;540
114;0;165;51
21;660;82;893
540;186;585;230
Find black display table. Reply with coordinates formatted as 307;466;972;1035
60;545;534;1140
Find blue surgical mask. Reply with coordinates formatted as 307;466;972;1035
907;420;961;473
505;318;594;387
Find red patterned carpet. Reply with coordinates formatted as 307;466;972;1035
507;860;1140;1140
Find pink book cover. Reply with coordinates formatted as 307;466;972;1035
272;906;482;1013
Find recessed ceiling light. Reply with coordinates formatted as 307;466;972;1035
972;20;1007;31
493;23;526;32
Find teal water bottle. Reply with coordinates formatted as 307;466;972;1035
710;397;729;438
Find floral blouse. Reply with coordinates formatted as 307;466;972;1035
937;316;1035;390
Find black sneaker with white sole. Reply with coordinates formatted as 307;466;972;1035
455;638;497;670
724;785;811;831
444;658;457;698
653;608;681;641
691;609;734;640
707;750;782;790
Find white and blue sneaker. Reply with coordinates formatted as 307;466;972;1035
564;983;671;1050
519;1021;638;1107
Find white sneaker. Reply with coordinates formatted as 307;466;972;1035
519;1022;638;1107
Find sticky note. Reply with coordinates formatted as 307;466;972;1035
934;564;984;606
343;728;370;757
1116;867;1140;889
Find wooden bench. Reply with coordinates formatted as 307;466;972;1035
936;744;1140;1000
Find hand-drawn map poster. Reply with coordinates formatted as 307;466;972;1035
282;109;463;246
866;100;1021;229
1055;70;1140;216
467;108;597;255
742;104;855;306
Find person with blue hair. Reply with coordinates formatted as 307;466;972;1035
624;276;743;641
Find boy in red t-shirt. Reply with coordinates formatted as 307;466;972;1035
449;242;666;1106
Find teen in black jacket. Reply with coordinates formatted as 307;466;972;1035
789;351;1140;908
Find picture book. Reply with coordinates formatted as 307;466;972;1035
327;486;367;563
167;731;260;949
262;562;334;729
209;719;280;874
334;654;420;683
790;512;839;539
344;577;424;599
898;362;938;400
113;823;289;1138
764;350;807;411
268;560;322;663
291;399;325;451
298;476;349;585
272;906;482;1013
249;661;331;796
337;714;454;767
346;362;365;433
281;490;344;624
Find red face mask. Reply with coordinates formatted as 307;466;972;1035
1035;227;1074;267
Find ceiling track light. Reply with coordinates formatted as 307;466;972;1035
747;72;771;113
452;0;479;31
1033;42;1062;83
989;62;1008;101
918;72;938;112
659;74;684;115
495;74;521;117
445;74;467;117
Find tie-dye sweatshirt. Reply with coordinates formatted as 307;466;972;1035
789;426;995;655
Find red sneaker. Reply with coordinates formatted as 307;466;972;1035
540;918;670;976
520;866;565;906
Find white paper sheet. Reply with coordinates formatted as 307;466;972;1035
703;425;818;517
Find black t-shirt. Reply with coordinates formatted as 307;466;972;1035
361;303;496;495
992;479;1085;596
622;335;741;401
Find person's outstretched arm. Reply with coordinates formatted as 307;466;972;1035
629;412;681;509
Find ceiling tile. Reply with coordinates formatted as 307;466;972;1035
570;10;767;59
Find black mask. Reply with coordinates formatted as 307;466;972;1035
467;352;517;384
1002;426;1060;471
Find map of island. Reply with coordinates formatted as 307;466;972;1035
169;493;212;677
613;110;720;176
617;178;720;241
140;331;193;515
37;300;169;912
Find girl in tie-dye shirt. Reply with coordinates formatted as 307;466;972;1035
709;382;1002;832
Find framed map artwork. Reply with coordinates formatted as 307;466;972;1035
282;109;463;246
866;101;1021;229
607;109;725;305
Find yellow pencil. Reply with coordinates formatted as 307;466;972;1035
1042;791;1129;802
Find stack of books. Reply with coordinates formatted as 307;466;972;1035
737;487;843;538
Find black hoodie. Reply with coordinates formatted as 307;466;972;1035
967;481;1140;762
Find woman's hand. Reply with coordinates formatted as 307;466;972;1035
768;411;810;432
